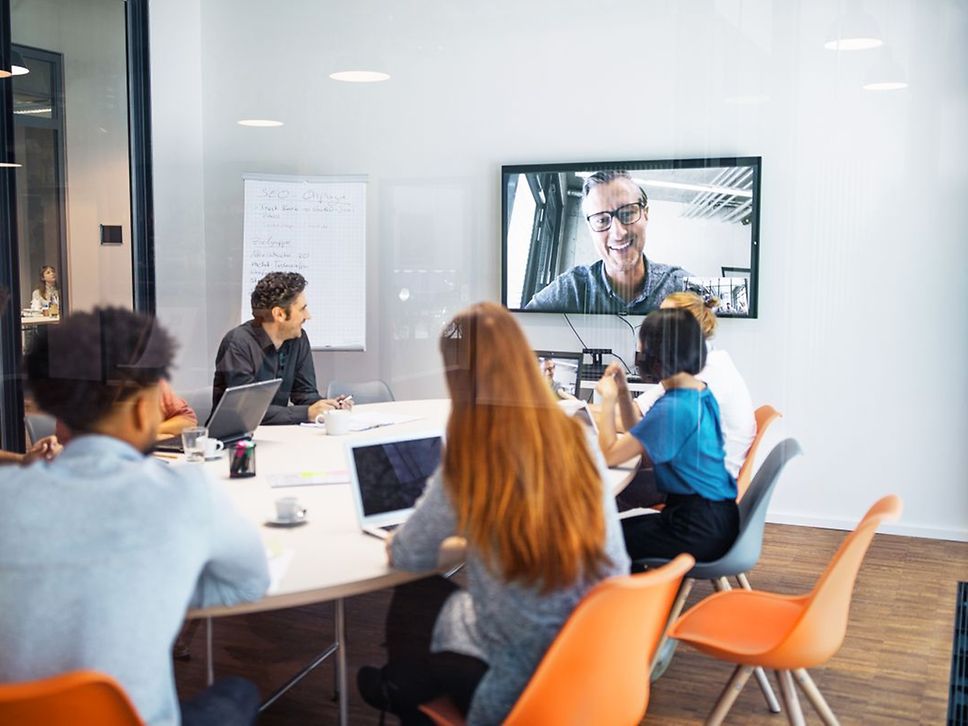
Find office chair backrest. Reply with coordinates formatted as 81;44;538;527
722;438;803;575
0;670;143;725
326;380;395;405
504;554;694;725
774;494;903;669
735;405;782;500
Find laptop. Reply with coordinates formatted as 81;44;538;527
558;398;598;433
154;378;283;452
534;350;583;397
346;432;443;539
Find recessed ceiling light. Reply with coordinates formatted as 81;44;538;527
0;162;23;168
862;81;908;91
329;71;391;83
237;119;284;127
823;37;883;51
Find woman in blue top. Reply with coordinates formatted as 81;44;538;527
596;308;739;562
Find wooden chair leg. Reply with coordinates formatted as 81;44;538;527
793;668;840;725
753;666;783;713
707;664;754;726
775;670;806;726
736;572;753;590
650;578;694;673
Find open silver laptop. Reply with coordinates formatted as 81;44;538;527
558;399;598;434
154;378;282;452
346;432;443;539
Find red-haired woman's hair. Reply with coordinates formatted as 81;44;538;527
439;302;610;592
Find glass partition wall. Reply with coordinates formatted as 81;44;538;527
0;0;153;452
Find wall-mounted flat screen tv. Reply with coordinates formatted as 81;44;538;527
502;157;761;318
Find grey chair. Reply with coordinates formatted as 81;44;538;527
638;438;803;712
183;387;214;427
326;380;395;405
25;413;57;445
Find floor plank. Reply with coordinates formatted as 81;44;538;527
173;524;967;724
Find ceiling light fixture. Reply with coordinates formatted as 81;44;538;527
329;70;391;83
824;7;883;51
862;49;908;91
10;49;29;76
237;119;284;127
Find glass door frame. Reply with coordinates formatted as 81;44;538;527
0;0;156;452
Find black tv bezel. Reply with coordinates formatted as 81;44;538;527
501;156;762;319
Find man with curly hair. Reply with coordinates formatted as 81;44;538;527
1;307;270;725
213;271;348;424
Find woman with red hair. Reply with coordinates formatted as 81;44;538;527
359;302;629;725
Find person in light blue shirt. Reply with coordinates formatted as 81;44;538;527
0;308;270;726
596;308;739;562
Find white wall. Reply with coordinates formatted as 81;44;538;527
12;0;133;313
150;0;968;540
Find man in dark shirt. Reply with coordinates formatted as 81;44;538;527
213;272;349;425
524;170;689;314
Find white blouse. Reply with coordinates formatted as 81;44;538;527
636;348;756;478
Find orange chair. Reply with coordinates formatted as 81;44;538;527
669;495;902;726
736;405;782;501
0;670;143;725
420;554;695;726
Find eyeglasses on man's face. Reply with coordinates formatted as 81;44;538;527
585;202;646;233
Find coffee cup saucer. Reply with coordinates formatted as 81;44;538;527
265;511;308;528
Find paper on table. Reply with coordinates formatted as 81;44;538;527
268;470;349;488
298;412;421;432
265;545;295;595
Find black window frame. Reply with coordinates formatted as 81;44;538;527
0;0;155;452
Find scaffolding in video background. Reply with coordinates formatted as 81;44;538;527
683;277;749;316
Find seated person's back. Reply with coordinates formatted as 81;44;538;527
0;308;269;725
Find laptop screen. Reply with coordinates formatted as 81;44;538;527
350;436;443;518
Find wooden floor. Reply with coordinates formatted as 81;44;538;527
174;524;966;724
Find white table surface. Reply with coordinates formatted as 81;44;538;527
189;398;639;618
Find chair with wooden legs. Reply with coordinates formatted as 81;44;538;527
669;494;903;725
638;438;802;714
419;554;695;726
0;670;143;725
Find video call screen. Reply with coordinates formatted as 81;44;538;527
502;157;761;318
352;437;442;516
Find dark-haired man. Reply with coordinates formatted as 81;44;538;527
0;307;269;725
214;271;349;425
524;170;690;314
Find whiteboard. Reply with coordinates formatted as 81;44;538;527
241;174;366;351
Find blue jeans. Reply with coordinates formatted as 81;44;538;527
180;676;261;726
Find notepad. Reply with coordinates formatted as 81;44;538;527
268;470;350;488
299;412;421;432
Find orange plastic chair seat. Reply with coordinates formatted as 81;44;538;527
670;589;811;669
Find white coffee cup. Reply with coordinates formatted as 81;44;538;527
319;408;352;435
275;496;306;522
200;437;225;459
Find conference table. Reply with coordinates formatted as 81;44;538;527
184;398;639;725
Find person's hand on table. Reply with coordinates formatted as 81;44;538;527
22;435;62;464
308;399;335;421
334;395;354;410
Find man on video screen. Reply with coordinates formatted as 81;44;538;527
525;170;689;314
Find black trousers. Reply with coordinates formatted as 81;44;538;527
381;577;488;724
622;494;739;564
180;676;261;726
